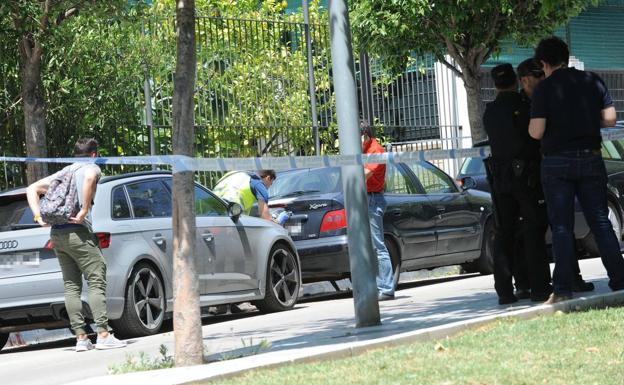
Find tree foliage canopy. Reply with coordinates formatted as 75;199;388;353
1;0;334;189
350;0;596;140
351;0;594;76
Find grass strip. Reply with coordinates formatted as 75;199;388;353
207;306;624;385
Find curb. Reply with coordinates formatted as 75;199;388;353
67;290;624;385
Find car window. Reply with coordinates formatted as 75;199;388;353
385;163;416;194
195;186;228;216
459;157;486;175
408;161;458;194
0;196;33;231
111;187;131;219
126;180;172;218
602;140;624;160
270;168;341;198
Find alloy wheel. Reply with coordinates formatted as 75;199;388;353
269;248;299;308
131;267;165;331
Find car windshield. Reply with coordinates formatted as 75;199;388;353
0;195;34;232
270;168;342;198
459;157;485;175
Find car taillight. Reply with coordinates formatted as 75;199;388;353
44;233;111;249
320;209;347;233
95;232;111;249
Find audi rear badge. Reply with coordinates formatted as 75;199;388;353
0;240;19;251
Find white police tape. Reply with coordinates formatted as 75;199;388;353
2;128;624;172
0;148;491;172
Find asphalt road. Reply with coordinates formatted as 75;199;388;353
0;258;614;385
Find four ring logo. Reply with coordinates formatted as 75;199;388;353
0;240;18;251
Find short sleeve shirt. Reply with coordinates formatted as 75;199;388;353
44;162;102;232
363;138;386;193
249;174;269;203
483;91;540;163
531;67;613;154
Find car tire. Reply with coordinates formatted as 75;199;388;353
385;236;401;290
0;333;8;350
110;262;166;338
583;201;622;258
463;220;495;275
254;244;301;313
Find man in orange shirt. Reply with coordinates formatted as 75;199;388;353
361;120;395;301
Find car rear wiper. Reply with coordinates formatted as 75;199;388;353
9;223;42;230
275;190;320;198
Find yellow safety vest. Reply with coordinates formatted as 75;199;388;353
212;171;257;214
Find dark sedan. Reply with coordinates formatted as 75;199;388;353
268;161;494;286
455;132;624;257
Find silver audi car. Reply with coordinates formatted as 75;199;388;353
0;171;301;349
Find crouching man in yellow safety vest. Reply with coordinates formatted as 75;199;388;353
213;170;277;223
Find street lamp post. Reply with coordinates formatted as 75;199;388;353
328;0;381;327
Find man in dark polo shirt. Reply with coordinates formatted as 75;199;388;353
517;58;595;294
529;36;624;303
360;119;394;301
483;63;552;305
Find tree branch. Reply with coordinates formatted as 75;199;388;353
436;54;463;79
443;37;468;70
482;9;501;47
10;11;33;60
19;33;33;60
39;0;52;34
0;96;23;127
56;5;82;26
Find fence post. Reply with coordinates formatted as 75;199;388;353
141;24;156;169
143;66;156;158
303;0;320;155
328;0;381;328
358;51;374;131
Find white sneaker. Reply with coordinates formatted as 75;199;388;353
75;338;94;352
95;334;127;350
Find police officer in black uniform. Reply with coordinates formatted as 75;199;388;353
483;63;552;304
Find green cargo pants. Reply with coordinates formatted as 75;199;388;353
51;226;108;335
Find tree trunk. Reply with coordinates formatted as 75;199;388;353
458;64;486;143
172;0;202;367
19;36;48;183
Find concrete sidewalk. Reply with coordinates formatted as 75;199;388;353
64;258;624;385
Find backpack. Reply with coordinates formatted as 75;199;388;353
40;164;82;225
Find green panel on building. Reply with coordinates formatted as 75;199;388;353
487;2;624;70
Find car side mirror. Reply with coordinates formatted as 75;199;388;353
460;176;477;191
228;202;243;221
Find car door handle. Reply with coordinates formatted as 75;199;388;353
152;234;166;247
436;206;446;214
202;232;214;243
388;209;402;217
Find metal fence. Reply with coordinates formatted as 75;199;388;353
386;125;466;179
0;12;447;191
3;11;624;192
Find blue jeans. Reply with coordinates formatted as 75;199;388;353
541;152;624;295
368;192;394;296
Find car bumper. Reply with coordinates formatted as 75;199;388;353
294;235;350;282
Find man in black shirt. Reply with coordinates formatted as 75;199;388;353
517;58;595;294
483;63;552;304
529;36;624;303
